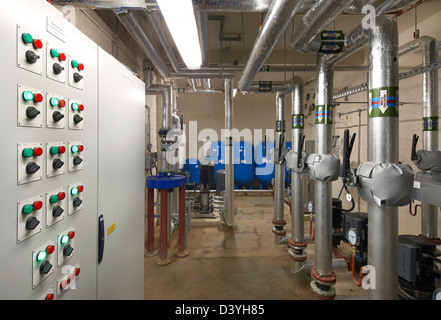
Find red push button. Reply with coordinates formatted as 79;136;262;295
33;201;43;211
78;145;84;152
60;280;68;289
58;53;66;61
77;185;84;192
46;245;55;254
58;192;66;200
45;293;54;300
33;147;43;156
58;146;66;154
33;39;43;49
75;268;81;276
33;93;43;103
67;273;74;284
78;104;84;112
78;63;84;71
59;99;66;108
68;231;75;239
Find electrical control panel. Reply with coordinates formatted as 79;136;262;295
1;0;145;300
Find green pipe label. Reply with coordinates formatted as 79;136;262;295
369;87;399;118
423;117;438;131
276;120;286;132
292;114;304;129
315;105;332;124
319;30;345;54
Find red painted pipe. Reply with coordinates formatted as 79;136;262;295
159;189;168;262
178;186;186;254
147;187;155;254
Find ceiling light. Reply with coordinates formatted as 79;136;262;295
156;0;202;70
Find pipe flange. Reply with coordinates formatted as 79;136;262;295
272;226;287;236
272;218;286;226
310;267;336;286
156;257;172;266
418;234;441;245
288;248;307;262
288;238;307;249
310;280;336;300
145;249;159;258
174;249;190;258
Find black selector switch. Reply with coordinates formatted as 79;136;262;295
25;50;39;64
73;156;83;166
53;63;64;75
73;114;83;124
73;72;83;83
72;197;83;207
39;260;53;274
26;162;40;174
63;244;74;256
26;106;40;119
52;158;64;169
52;111;65;122
52;205;64;217
25;216;40;230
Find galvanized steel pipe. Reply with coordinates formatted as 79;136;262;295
224;78;234;226
367;15;400;300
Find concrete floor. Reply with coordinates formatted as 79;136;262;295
144;194;367;300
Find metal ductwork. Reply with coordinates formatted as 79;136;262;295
237;0;305;91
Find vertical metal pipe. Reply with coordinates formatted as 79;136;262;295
146;187;157;256
289;78;306;243
176;186;189;257
273;92;287;243
420;37;439;240
224;78;234;226
310;56;336;299
157;189;171;265
367;15;399;300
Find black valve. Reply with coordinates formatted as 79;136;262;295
52;158;64;169
53;63;64;75
39;260;53;275
26;162;40;174
25;216;40;230
73;114;83;124
73;72;83;83
26;106;40;119
73;197;83;207
52;205;64;217
52;111;64;122
25;50;39;64
411;134;420;163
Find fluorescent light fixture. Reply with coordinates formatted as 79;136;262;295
156;0;202;70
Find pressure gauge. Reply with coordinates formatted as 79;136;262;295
307;201;314;213
434;288;441;300
347;228;360;246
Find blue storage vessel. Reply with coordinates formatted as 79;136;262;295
255;140;275;189
234;141;255;189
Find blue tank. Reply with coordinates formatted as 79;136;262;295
285;141;292;186
234;141;255;189
255;140;275;189
183;158;200;186
205;141;225;182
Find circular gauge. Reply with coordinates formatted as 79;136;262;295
347;228;359;246
434;288;441;300
306;93;310;101
307;201;314;213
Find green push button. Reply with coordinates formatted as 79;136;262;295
50;49;59;58
50;98;59;107
71;60;79;68
50;146;59;155
22;33;33;44
22;204;33;214
23;91;34;102
22;148;34;158
50;195;59;204
71;103;79;111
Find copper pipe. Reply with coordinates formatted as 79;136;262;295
147;187;155;254
177;186;187;255
158;189;170;265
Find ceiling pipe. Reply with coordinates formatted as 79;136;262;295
367;15;400;300
196;11;209;66
237;0;305;91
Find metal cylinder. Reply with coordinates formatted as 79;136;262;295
367;15;399;300
313;58;335;278
290;77;305;246
224;78;234;226
420;37;439;240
